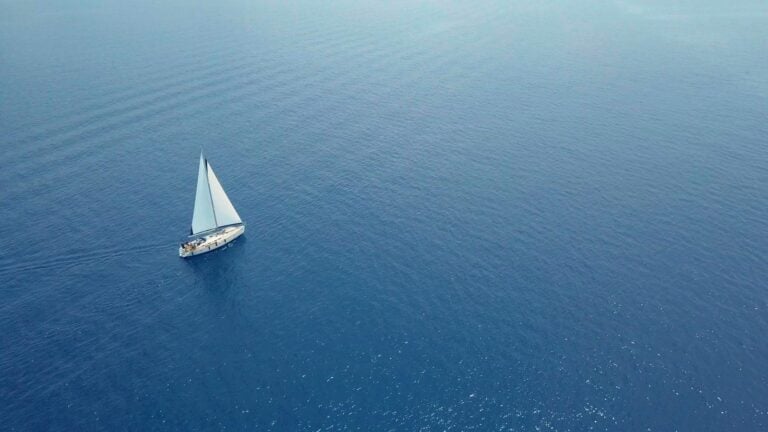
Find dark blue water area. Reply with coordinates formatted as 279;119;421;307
1;1;767;430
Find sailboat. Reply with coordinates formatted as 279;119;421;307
179;152;245;257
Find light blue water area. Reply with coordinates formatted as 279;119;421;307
1;1;767;430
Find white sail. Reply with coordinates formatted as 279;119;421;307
207;162;242;227
191;153;217;235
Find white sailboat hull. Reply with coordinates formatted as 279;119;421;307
179;224;245;258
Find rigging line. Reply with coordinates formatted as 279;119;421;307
205;159;219;227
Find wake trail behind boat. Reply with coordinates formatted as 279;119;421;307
0;242;170;277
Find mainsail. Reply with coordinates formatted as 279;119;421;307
190;153;242;235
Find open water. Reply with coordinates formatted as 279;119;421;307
1;1;767;430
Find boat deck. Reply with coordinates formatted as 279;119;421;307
179;225;245;257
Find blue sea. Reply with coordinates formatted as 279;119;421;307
1;1;767;430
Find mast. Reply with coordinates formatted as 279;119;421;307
205;158;219;228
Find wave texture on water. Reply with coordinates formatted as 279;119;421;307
1;0;767;430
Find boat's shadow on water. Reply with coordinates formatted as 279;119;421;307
184;236;249;293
